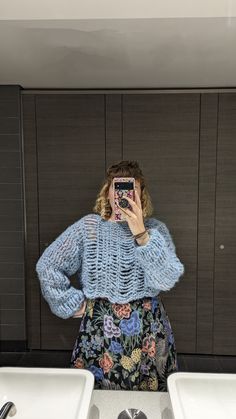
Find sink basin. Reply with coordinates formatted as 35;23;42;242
0;367;94;419
167;372;236;419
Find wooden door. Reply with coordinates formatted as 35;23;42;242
214;93;236;355
122;94;200;352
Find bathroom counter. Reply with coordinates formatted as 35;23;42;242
90;389;174;419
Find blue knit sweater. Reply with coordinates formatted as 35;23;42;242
35;213;184;319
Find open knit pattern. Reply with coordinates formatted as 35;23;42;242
36;214;185;319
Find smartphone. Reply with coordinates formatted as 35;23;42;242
113;177;135;221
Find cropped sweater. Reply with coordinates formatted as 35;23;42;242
35;213;185;319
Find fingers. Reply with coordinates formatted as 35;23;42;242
134;192;142;209
73;300;87;318
128;194;142;209
118;205;135;219
125;196;142;214
117;194;142;220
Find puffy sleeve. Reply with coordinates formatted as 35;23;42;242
135;218;185;292
35;218;85;319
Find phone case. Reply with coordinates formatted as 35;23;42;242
113;177;135;221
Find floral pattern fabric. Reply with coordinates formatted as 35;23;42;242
70;296;178;391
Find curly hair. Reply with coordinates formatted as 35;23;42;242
93;160;154;220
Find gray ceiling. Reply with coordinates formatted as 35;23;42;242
0;18;235;88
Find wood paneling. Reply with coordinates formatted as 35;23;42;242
197;94;218;353
22;91;236;356
105;94;123;167
0;85;26;343
22;94;41;348
36;94;105;349
122;94;200;352
214;93;236;354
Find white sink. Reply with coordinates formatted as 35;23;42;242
0;367;94;419
167;372;236;419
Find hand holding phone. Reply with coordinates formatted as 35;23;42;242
112;177;148;241
113;177;135;222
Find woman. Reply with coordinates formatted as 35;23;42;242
36;160;184;391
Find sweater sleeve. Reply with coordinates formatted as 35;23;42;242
135;218;185;292
35;218;85;319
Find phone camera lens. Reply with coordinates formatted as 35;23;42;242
117;190;123;198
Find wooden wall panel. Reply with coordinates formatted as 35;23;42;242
122;94;200;353
22;94;41;348
0;85;26;347
105;94;122;167
214;93;236;355
196;94;218;353
36;94;106;349
22;91;236;356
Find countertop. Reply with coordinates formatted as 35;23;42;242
90;390;174;419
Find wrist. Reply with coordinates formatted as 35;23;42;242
135;231;150;246
133;227;148;239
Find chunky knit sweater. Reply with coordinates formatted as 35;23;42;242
36;213;184;319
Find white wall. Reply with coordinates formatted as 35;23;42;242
0;0;236;20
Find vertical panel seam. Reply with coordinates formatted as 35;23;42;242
20;89;27;344
196;93;202;352
212;93;219;353
121;95;123;159
104;94;107;175
34;95;42;348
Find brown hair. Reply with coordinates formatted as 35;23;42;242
93;160;154;220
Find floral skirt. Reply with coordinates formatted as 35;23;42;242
70;295;178;391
